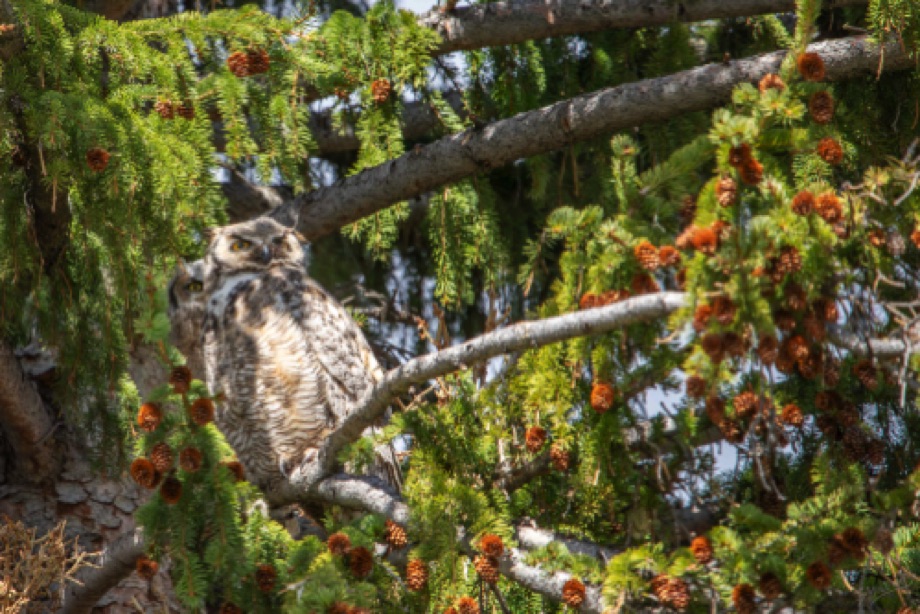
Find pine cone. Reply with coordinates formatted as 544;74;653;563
479;533;504;558
348;546;373;578
806;561;831;590
562;578;586;608
828;535;849;567
227;50;250;77
221;460;245;482
887;231;907;256
798;353;822;380
136;555;159;580
852;360;878;390
720;418;745;444
700;333;724;363
634;240;660;270
150;442;173;473
371;78;392;104
550;445;571;472
740;158;764;185
154;100;176;119
86;148;110;172
817;137;844;165
785;282;807;312
809;91;835;124
474;555;500;584
525;426;546;453
816;192;843;224
874;528;894;555
792;190;815;215
778;246;803;275
600;289;630;305
705;396;726;426
663;577;690;610
406;559;428;591
733;391;759;420
169;366;192;393
630;272;660;295
797;52;826;81
176;103;195;120
255;563;277;592
759;572;782;600
385;520;408;549
803;312;826;342
579;292;600;310
590;382;616;413
130;458;160;489
758;73;786;92
456;596;479;614
728;144;752;168
690;226;718;255
780;403;804;427
690;535;713;564
839;527;868;560
784;335;809;362
757;335;779;365
178;447;203;473
658;245;681;267
842;426;868;461
137;402;162;432
774;309;796;332
189;398;215;425
686;375;708;399
692;304;712;332
159;476;182;504
247;48;270;74
732;583;756;614
716;176;738;208
712;296;736;325
327;532;351;556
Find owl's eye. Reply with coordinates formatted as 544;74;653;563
187;281;203;292
230;239;252;251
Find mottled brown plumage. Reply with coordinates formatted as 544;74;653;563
167;260;207;379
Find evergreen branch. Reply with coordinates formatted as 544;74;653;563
0;342;57;481
277;37;915;239
60;529;145;614
496;548;605;613
421;0;867;55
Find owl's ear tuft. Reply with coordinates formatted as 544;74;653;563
201;227;219;244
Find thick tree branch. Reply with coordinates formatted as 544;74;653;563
515;522;621;562
0;341;57;481
422;0;866;55
277;37;915;239
829;326;914;359
60;529;146;614
312;473;409;524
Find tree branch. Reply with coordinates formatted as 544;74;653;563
422;0;867;55
312;473;409;524
276;37;915;239
498;547;604;612
0;341;57;481
60;529;146;614
515;522;621;562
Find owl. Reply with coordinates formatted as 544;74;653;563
167;259;207;380
201;217;385;491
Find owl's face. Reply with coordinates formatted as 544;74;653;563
206;218;305;274
168;259;205;317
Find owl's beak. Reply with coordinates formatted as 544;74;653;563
258;245;272;265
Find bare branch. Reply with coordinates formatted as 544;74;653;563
60;529;146;614
498;547;604;612
422;0;867;55
311;473;409;524
0;342;57;481
495;452;551;492
828;326;913;359
277;37;915;239
515;522;621;562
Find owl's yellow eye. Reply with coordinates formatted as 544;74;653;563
187;281;203;292
230;239;252;251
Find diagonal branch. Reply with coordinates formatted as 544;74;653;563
60;529;146;614
422;0;867;56
275;37;915;239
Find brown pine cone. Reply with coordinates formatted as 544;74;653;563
692;304;712;332
384;520;408;549
690;535;713;564
740;158;764;185
227;51;250;77
728;144;752;168
327;532;351;556
550;445;571;472
255;563;277;592
757;335;779;365
658;245;681;267
725;332;747;359
579;292;600;310
456;596;479;614
406;559;428;591
474;555;500;584
154;100;176;119
817;137;844;165
178;447;203;473
720;419;745;444
690;226;718;255
479;533;504;558
778;247;803;275
348;546;373;578
664;577;690;610
634;240;660;270
136;555;159;580
797;52;826;81
176;103;195;120
221;460;245;482
630;272;660;295
732;583;756;614
780;403;804;427
600;289;630;305
809;91;835;124
700;333;724;363
733;391;759;420
130;458;160;489
150;442;173;473
842;427;868;462
716;176;738;208
247;48;270;74
798;353;822;380
874;528;894;555
784;335;809;362
785;282;807;312
590;382;617;413
774;309;796;332
525;426;547;453
712;296;736;325
816;192;843;224
803;312;826;342
371;78;392;104
839;527;868;560
169;365;192;394
828;535;849;567
758;73;786;92
137;402;162;432
759;572;782;600
86;148;110;172
686;375;708;399
853;360;878;390
562;577;586;608
806;561;831;590
189;398;215;425
705;397;726;426
791;190;815;215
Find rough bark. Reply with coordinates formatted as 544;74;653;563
422;0;867;55
275;37;916;239
60;529;146;614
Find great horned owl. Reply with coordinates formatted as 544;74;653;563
167;260;207;379
201;217;384;491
